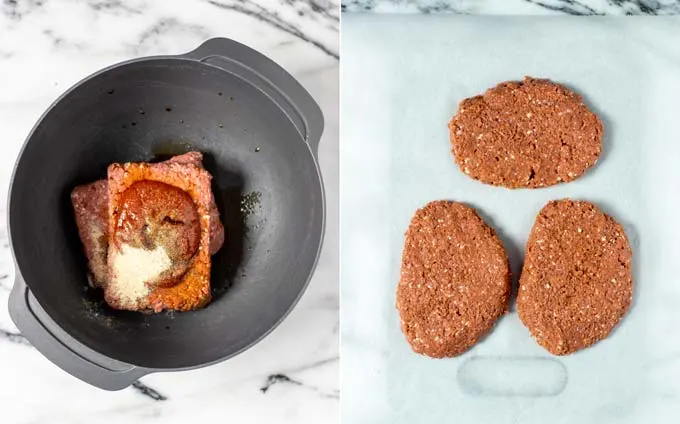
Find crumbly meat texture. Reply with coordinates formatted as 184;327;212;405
105;152;223;312
396;201;511;358
71;180;109;288
449;77;603;189
518;199;633;355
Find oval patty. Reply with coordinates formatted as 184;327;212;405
397;201;511;358
518;199;633;355
449;77;603;189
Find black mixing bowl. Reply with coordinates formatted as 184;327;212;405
7;38;325;390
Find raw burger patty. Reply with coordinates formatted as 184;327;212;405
518;199;633;355
449;77;603;189
397;201;511;357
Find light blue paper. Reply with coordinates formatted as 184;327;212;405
341;15;680;424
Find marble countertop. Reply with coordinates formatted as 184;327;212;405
0;1;338;423
342;0;680;14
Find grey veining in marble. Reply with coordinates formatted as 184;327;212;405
1;0;338;57
342;0;680;14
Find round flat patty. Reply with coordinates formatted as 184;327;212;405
449;77;603;189
518;199;633;355
397;201;511;358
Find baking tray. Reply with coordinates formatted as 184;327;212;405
341;15;680;424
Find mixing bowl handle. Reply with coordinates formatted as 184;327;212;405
9;274;150;390
180;38;325;155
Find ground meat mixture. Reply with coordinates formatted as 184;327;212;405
106;152;222;312
518;199;633;355
114;180;201;288
70;152;224;313
71;180;109;288
397;201;511;358
449;77;603;189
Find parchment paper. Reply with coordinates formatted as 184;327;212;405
341;15;680;424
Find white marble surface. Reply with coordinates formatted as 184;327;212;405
0;1;338;423
342;0;680;14
342;14;680;424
